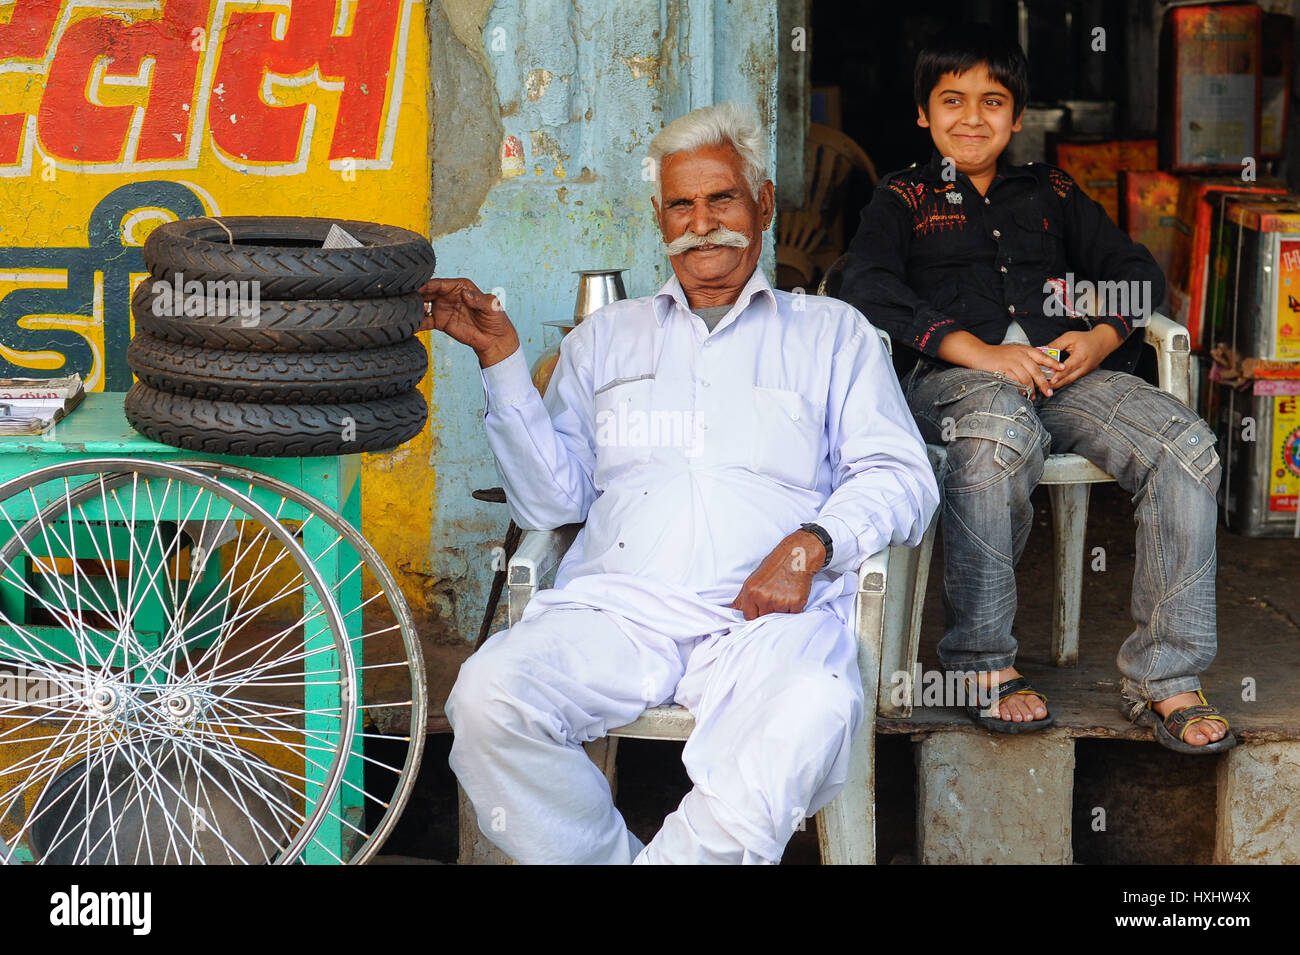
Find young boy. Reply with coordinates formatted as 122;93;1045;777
840;24;1233;751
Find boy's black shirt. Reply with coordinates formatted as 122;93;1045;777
838;149;1165;377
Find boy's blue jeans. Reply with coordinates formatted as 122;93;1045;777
902;358;1221;709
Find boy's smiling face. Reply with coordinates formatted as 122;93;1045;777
917;65;1022;187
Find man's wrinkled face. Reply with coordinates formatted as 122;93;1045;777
917;65;1022;181
652;142;774;294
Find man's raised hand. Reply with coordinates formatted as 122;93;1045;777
419;277;520;368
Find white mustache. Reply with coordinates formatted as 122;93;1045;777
663;227;750;257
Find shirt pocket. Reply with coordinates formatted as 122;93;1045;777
592;377;655;488
749;385;825;489
1012;204;1066;269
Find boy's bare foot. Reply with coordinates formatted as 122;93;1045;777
1152;691;1228;746
974;666;1050;723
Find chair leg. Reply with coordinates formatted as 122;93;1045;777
456;782;513;865
1048;483;1091;668
815;705;877;864
584;737;620;802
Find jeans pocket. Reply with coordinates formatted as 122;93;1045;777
953;410;1039;472
1158;414;1220;487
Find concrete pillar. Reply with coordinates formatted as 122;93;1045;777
1215;742;1300;863
917;732;1075;864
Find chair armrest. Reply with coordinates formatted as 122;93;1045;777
1143;312;1192;407
507;523;583;626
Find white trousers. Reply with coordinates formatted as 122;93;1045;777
446;600;865;864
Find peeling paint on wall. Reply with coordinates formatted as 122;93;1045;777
619;55;661;85
525;68;555;101
430;0;501;238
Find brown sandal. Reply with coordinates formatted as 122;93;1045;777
1139;690;1236;754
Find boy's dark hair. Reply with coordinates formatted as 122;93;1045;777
914;23;1029;118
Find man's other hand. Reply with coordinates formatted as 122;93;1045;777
730;530;826;620
419;277;521;368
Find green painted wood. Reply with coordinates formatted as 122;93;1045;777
0;392;364;863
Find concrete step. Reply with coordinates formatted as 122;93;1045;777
904;728;1300;864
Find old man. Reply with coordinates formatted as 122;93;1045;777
425;102;938;864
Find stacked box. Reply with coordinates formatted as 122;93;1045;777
1203;193;1300;350
1217;390;1300;538
1212;198;1300;537
1166;175;1286;351
1052;139;1157;223
1158;3;1262;172
1119;170;1180;280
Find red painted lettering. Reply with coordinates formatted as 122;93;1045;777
37;0;210;164
211;1;404;165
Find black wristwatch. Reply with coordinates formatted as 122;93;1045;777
798;522;833;569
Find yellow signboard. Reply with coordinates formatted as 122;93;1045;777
0;0;429;390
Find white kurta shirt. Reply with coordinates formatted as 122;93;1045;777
478;267;939;637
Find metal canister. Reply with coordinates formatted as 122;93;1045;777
530;269;629;394
1216;387;1300;538
1213;196;1300;536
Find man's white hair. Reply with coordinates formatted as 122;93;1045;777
648;102;767;206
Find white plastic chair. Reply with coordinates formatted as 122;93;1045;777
478;530;894;865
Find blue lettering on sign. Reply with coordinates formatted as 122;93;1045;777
0;181;206;391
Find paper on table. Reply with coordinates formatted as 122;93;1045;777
0;374;85;435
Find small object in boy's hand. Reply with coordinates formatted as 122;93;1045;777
1037;346;1066;377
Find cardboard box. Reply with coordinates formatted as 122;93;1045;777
1119;170;1180;281
1052;139;1157;223
1158;4;1262;172
1165;175;1286;350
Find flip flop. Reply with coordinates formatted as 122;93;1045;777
1136;690;1237;755
959;673;1055;734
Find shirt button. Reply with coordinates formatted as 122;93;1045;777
984;197;991;205
992;229;1001;238
791;411;800;421
703;340;712;348
701;380;710;388
1007;305;1015;313
1000;266;1007;273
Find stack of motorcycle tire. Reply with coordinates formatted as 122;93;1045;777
126;216;435;457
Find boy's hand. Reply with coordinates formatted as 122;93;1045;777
419;278;520;368
938;332;1064;399
1044;325;1123;390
